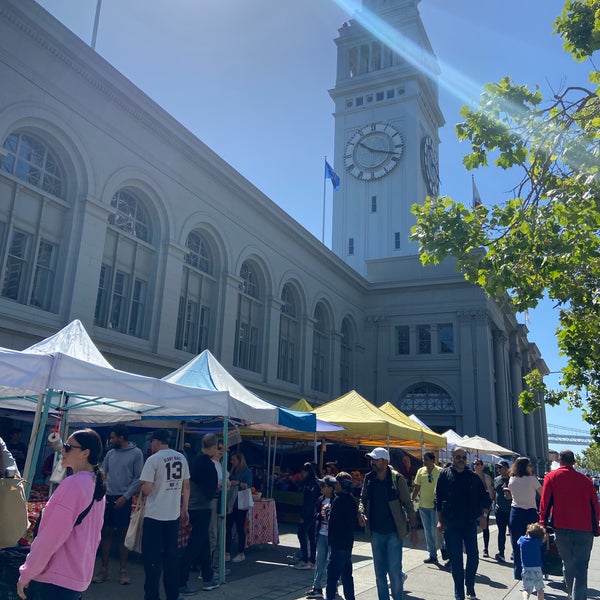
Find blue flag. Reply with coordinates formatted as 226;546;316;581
325;160;340;191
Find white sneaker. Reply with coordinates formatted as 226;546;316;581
232;553;245;563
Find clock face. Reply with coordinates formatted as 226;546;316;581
344;122;403;181
421;135;439;196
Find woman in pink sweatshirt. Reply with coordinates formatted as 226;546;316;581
17;428;106;600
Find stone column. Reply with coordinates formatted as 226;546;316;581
265;295;284;385
493;331;511;448
509;343;527;455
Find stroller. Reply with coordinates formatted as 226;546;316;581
542;527;563;579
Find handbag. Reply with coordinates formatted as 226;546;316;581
124;494;145;553
237;487;254;511
0;453;29;549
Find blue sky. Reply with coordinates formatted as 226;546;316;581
34;0;593;439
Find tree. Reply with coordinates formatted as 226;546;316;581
411;0;600;440
577;444;600;473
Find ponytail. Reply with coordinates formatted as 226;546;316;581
93;463;107;501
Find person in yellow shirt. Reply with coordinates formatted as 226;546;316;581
412;453;444;564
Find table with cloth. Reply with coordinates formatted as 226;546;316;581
246;498;279;547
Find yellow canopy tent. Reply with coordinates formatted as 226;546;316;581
311;390;428;447
378;402;447;448
289;398;313;412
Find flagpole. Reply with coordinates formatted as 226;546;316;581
322;156;327;244
91;0;102;50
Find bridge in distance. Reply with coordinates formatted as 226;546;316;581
547;424;593;447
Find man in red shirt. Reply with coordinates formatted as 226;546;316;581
539;450;599;600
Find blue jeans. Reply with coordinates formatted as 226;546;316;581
419;506;438;559
142;517;180;600
444;519;478;600
312;533;329;590
554;528;594;600
326;548;354;600
509;507;538;579
370;530;404;600
495;510;510;556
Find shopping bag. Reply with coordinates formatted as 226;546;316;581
0;476;29;548
237;487;254;511
124;495;145;553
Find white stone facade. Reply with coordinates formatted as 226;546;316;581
0;0;548;468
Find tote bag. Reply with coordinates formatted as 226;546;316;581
0;476;29;548
124;495;145;553
237;487;254;511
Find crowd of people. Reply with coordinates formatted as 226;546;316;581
1;426;599;600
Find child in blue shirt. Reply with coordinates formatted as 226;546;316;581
517;522;547;600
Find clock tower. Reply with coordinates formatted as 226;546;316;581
330;0;444;276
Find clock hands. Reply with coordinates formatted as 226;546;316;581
357;141;397;155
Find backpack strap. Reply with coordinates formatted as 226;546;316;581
74;497;95;526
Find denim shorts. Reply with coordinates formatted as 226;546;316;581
522;567;544;593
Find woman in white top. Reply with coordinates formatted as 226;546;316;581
507;457;542;580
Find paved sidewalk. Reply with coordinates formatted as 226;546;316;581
82;522;599;600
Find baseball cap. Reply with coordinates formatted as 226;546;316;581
317;475;337;487
151;429;171;444
497;460;510;468
336;471;353;488
365;447;390;461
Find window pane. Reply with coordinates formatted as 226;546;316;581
94;264;110;326
2;230;29;302
417;325;431;354
30;240;55;310
396;325;410;355
439;323;454;353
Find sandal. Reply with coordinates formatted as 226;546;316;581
92;569;108;583
119;569;130;585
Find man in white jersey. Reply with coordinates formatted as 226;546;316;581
140;429;190;600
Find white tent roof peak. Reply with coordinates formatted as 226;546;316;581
25;319;113;369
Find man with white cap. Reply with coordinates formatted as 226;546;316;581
358;447;417;600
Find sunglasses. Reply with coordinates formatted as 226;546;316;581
453;454;467;460
63;442;83;452
427;473;433;483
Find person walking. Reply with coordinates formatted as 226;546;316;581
93;424;144;585
508;457;542;580
139;429;190;600
306;474;336;599
493;460;512;562
325;472;358;600
17;429;106;600
179;433;219;594
358;447;417;600
226;451;253;563
518;522;546;600
436;446;490;600
539;449;600;600
472;459;495;557
412;452;444;563
295;462;320;569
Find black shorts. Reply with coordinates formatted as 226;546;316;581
103;495;133;528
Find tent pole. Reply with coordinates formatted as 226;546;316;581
23;392;45;491
25;389;55;498
218;418;229;583
313;432;317;465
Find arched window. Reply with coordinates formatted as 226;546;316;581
400;383;455;412
311;303;330;393
94;188;156;338
108;189;151;242
234;261;263;372
277;283;299;383
0;132;64;198
0;132;69;312
340;317;354;393
175;230;215;353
